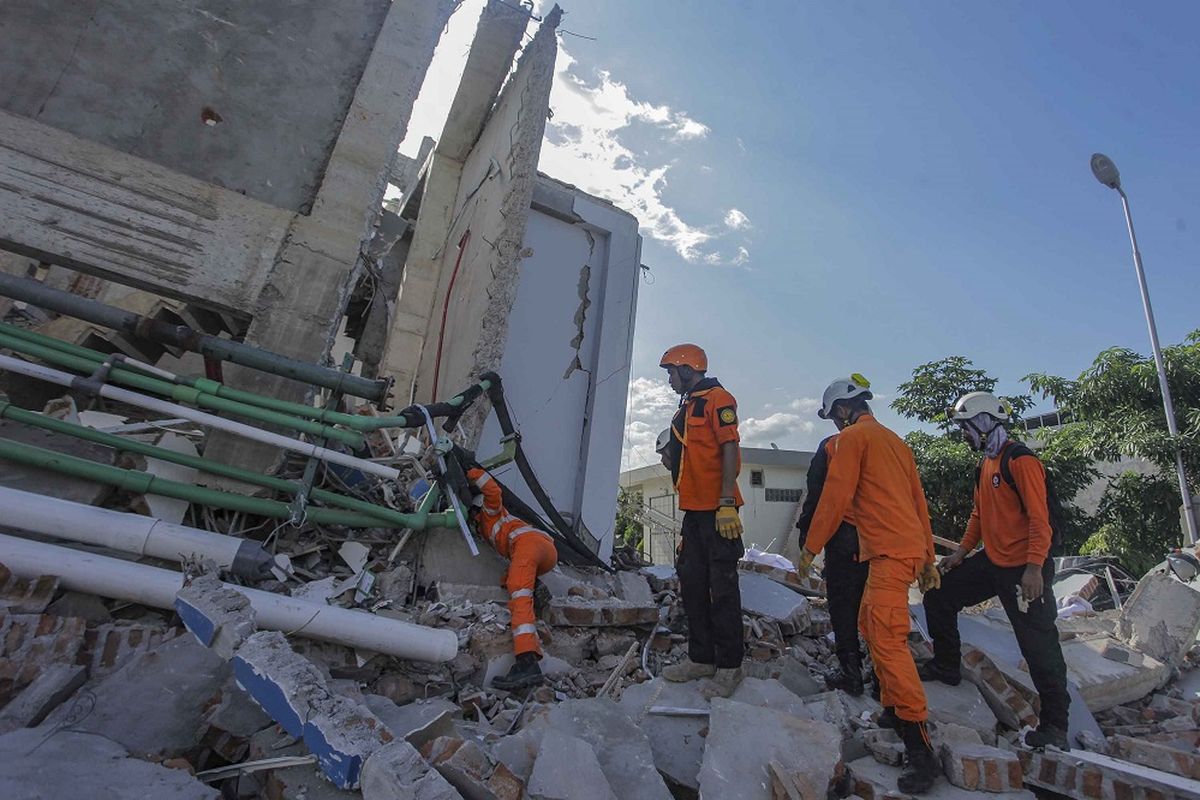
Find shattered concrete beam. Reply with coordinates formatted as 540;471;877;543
175;574;257;660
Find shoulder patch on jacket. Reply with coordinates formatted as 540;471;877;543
718;406;737;426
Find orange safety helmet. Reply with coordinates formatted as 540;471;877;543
659;343;707;372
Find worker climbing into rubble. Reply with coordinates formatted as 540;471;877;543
465;465;559;690
796;424;869;696
794;375;942;795
656;343;746;699
920;391;1071;750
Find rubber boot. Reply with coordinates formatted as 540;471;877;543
897;720;940;795
877;706;899;730
824;652;864;696
701;667;744;699
492;652;544;690
533;579;551;617
917;659;962;686
662;659;716;682
1024;725;1070;751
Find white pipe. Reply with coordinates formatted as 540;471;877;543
0;355;400;480
0;485;277;579
0;533;458;662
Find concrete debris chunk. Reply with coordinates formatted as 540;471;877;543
922;677;999;742
232;630;392;789
546;698;672;799
527;732;618;800
1018;743;1200;800
0;662;85;733
361;740;465;800
738;572;810;631
962;646;1039;730
363;694;459;750
739;558;826;596
618;678;710;790
1117;573;1200;669
0;728;219;800
1108;734;1200;781
1061;636;1169;712
0;563;58;614
699;698;844;800
848;755;1035;800
175;573;257;659
423;736;525;800
44;633;229;759
0;611;87;700
939;740;1024;793
861;727;904;766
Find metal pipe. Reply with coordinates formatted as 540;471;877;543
0;435;387;528
0;354;400;480
0;272;391;402
0;533;458;661
0;400;455;530
0;328;365;449
0;485;281;579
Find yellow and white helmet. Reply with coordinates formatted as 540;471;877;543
818;374;873;419
948;391;1012;423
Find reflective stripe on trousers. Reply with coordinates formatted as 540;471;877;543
506;530;558;657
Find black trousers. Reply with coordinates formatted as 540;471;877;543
823;524;868;662
677;510;744;669
922;551;1070;731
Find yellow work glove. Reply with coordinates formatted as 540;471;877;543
917;561;941;592
794;549;816;578
715;505;743;539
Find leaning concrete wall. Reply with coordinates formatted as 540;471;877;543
0;0;390;213
412;7;562;411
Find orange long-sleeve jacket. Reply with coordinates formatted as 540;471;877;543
803;414;935;563
960;449;1053;567
466;467;551;560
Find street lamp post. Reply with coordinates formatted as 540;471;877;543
1090;153;1198;545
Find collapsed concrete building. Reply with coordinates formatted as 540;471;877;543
3;2;1200;800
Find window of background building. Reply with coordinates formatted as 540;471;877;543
750;469;764;488
765;488;802;503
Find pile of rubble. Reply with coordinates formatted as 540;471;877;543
6;498;1200;800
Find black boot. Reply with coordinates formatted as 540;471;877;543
877;706;899;730
917;659;962;686
897;719;940;795
492;652;544;690
824;652;864;696
1024;725;1070;751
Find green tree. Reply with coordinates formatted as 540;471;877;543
1081;471;1181;576
893;356;1034;433
613;487;644;553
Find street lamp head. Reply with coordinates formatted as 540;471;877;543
1091;153;1121;190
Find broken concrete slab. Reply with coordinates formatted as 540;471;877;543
363;694;458;750
699;697;844;800
848;755;1035;800
738;572;810;631
730;676;812;719
175;573;257;659
962;646;1039;730
739;560;825;596
0;662;85;733
0;563;57;614
438;582;510;605
546;698;672;799
423;736;525;800
361;740;465;800
0;611;87;701
1061;635;1170;711
232;630;392;789
44;632;229;759
1108;734;1200;781
527;732;617;800
543;597;658;627
617;678;709;790
0;727;219;799
922;678;999;742
1018;744;1200;800
248;726;361;800
940;739;1024;793
44;590;110;624
862;727;904;766
1117;572;1200;669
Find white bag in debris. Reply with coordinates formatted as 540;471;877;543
744;548;797;573
1056;594;1093;619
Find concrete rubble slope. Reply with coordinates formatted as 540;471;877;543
0;727;219;799
849;755;1036;800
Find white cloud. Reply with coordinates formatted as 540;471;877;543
621;376;679;469
739;413;815;448
732;246;750;267
724;208;751;231
789;397;822;413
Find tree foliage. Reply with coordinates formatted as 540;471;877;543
613;487;644;552
902;430;979;542
893;356;1034;433
1081;471;1181;576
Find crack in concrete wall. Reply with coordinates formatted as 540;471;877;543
562;228;596;380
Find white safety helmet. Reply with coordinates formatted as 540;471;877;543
818;374;873;419
948;391;1012;424
655;428;672;453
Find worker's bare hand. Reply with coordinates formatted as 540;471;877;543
1020;564;1044;603
938;549;967;574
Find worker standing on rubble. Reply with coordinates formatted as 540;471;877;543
795;375;942;795
796;427;868;696
920;392;1071;750
465;465;559;690
656;343;746;699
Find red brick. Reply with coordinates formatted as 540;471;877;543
1080;768;1103;799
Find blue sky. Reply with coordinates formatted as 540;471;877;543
404;1;1200;469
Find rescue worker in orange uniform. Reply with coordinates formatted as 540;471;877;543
921;392;1071;751
795;375;942;795
466;466;559;690
656;344;746;699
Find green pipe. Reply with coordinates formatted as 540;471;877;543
0;436;393;527
0;400;454;530
0;322;491;433
0;328;365;449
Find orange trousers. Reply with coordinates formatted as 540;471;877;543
859;556;928;722
505;532;558;656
